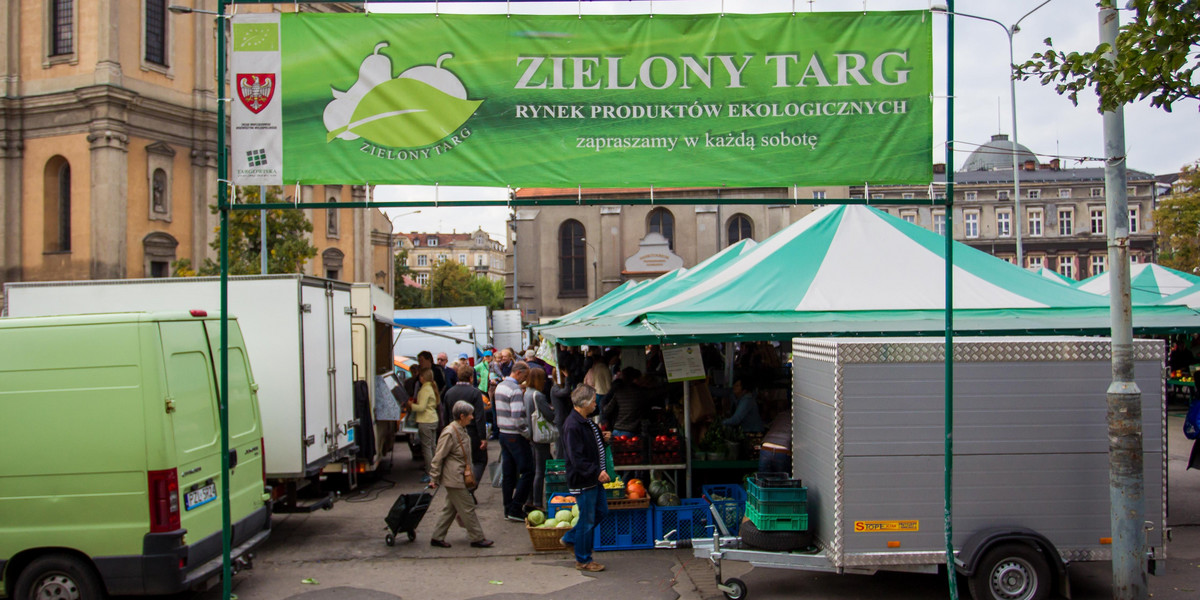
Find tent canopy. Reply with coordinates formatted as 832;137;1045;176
1075;263;1200;303
1030;267;1075;286
538;206;1200;346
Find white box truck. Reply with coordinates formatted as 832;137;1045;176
392;324;480;362
693;336;1167;600
346;284;395;480
393;305;492;347
492;309;523;353
4;275;356;513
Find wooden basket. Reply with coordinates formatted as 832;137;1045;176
526;521;570;552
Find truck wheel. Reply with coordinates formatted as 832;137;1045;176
15;554;105;600
968;543;1051;600
722;577;748;600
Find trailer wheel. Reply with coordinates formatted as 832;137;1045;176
15;554;105;600
722;577;747;600
407;530;417;542
968;543;1051;600
385;534;395;546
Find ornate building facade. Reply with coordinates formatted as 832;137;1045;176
508;186;846;324
394;228;506;286
857;135;1158;280
0;1;391;303
508;137;1160;326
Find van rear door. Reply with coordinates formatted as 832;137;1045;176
201;320;266;524
159;320;224;538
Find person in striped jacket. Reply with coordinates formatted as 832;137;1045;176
494;361;533;521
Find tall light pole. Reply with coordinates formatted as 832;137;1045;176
581;236;599;300
933;1;1053;267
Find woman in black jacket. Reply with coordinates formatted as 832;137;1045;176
561;384;610;573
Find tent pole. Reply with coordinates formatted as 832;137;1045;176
943;2;959;600
683;379;692;496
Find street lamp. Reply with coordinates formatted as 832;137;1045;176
932;1;1053;267
581;236;599;300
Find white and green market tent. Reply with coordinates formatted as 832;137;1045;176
541;279;642;327
1075;262;1200;304
538;205;1200;346
1159;281;1200;309
1030;267;1075;286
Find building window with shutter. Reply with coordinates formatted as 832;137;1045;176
727;214;752;245
50;0;74;57
1058;208;1073;236
559;220;586;297
1090;208;1105;235
964;211;979;238
647;208;675;250
144;0;168;66
1027;208;1043;237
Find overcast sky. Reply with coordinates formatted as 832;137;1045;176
374;0;1199;240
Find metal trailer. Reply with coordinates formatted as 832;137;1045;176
3;275;356;513
343;284;396;481
690;337;1167;600
392;324;480;361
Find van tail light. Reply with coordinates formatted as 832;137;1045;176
148;468;181;532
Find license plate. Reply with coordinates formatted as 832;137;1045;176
185;483;217;510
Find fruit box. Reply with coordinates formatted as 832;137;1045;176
593;507;653;551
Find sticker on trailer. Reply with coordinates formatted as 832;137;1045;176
854;520;919;533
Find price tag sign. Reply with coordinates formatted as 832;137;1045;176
661;344;706;382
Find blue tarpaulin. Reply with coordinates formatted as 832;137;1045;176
393;317;455;328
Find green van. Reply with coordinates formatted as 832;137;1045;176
0;312;270;599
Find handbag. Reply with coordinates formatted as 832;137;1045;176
1185;401;1200;441
529;392;559;445
455;428;477;488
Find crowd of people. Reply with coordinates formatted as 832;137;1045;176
372;340;792;572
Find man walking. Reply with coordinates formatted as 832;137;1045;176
494;361;533;521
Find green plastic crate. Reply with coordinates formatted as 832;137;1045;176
747;494;807;515
746;503;808;531
746;476;807;504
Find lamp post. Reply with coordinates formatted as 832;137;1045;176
581;236;599;300
932;1;1053;267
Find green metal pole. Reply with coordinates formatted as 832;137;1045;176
217;2;233;599
943;2;958;599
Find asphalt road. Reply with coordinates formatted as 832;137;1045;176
146;412;1199;600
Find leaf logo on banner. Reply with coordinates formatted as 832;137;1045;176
324;45;482;148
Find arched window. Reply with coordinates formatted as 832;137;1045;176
727;214;753;245
326;197;338;237
558;220;586;297
143;232;178;278
322;247;345;280
43;156;71;252
648;208;675;249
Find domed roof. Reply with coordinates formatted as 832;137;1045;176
960;134;1038;172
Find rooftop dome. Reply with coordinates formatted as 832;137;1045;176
960;134;1038;172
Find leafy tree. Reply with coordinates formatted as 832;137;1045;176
173;187;317;276
467;276;505;310
429;260;474;307
1153;161;1200;272
393;250;428;309
1016;0;1199;112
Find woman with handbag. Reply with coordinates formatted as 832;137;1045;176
524;367;557;513
427;401;494;549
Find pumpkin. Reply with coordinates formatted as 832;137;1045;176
628;489;646;499
657;492;681;507
627;482;646;498
626;478;643;490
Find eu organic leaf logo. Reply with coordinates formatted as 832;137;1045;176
323;45;483;148
233;23;278;52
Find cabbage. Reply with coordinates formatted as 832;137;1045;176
571;505;580;518
527;510;546;526
555;509;573;522
556;521;572;528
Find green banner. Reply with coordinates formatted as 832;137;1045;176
264;11;931;188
